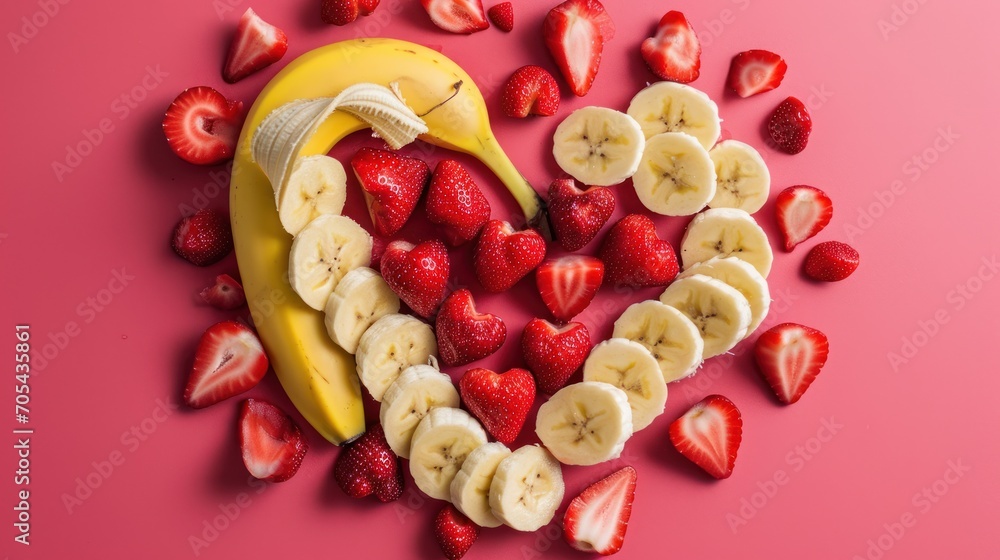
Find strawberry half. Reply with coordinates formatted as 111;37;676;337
487;2;513;32
333;424;404;502
563;466;637;555
184;321;269;408
521;319;590;394
640;11;701;84
322;0;380;26
544;0;611;97
754;323;830;404
547;178;614;251
421;0;490;34
767;97;812;154
727;49;787;98
435;504;479;560
172;209;233;267
501;65;560;118
351;147;431;238
238;399;308;482
425;160;490;246
459;367;535;445
222;8;288;83
776;185;833;251
536;256;604;322
200;273;246;310
669;395;743;479
380;239;451;318
435;289;506;366
804;241;859;282
474;220;546;293
162;87;243;165
598;214;678;287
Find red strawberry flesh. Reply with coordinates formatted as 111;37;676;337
184;320;268;408
223;8;288;83
754;323;830;404
238;398;308;482
640;11;701;83
563;466;637;555
727;49;787;98
669;394;742;479
162;87;243;165
536;256;604;322
776;185;833;251
200;273;246;310
544;0;609;96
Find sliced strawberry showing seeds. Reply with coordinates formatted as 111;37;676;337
536;256;604;322
184;321;269;408
238;398;308;482
501;65;560;118
727;49;787;98
162;87;243;165
544;0;609;97
200;274;246;310
421;0;490;34
755;323;830;404
640;11;701;84
222;8;288;83
487;2;513;32
563;466;637;555
776;185;833;251
669;394;743;479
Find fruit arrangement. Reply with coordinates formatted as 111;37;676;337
163;1;859;557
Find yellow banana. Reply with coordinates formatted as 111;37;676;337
231;38;544;445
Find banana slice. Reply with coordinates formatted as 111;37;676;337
356;313;437;402
659;274;752;359
612;301;704;383
680;208;774;277
409;407;487;501
707;140;770;214
380;364;460;459
277;155;348;235
633;132;717;216
324;267;399;354
627;82;722;150
680;256;771;336
535;381;633;466
450;442;511;528
582;339;668;431
489;445;565;532
288;214;372;310
552;107;645;187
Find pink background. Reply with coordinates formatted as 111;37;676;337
3;0;998;558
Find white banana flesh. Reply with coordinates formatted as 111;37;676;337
356;313;438;402
450;442;511;528
535;381;633;466
324;267;399;354
380;364;460;459
583;338;668;431
288;214;372;311
680;256;771;337
708;140;770;214
409;407;487;502
277;155;348;235
632;132;717;216
680;208;774;277
489;445;565;532
627;81;722;150
552;107;645;187
660;274;752;359
613;300;704;383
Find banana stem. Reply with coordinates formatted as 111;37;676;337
476;139;551;238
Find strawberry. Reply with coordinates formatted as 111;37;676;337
640;11;701;84
435;289;506;366
487;2;513;32
333;424;403;501
547;178;614;251
162;87;243;165
776;185;833;251
521;319;590;394
380;239;450;318
321;0;380;25
501;65;560;118
804;241;859;282
199;274;246;310
474;220;546;293
459;367;535;445
351;148;431;238
563;466;637;555
536;256;603;322
727;49;787;98
222;8;287;83
669;394;743;479
238;399;308;482
544;0;611;97
421;0;490;34
755;323;830;404
598;214;678;287
767;96;812;154
172;209;234;266
425;160;490;246
184;321;268;408
435;504;479;560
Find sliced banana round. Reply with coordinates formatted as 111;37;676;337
680;256;771;336
277;155;348;235
535;381;633;466
288;214;372;310
409;407;487;502
324;267;399;354
659;274;752;359
707;140;770;214
380;364;459;459
627;81;721;150
582;339;667;431
612;301;704;383
489;445;565;532
680;208;774;277
552;107;645;187
633;132;717;216
450;442;511;528
356;314;437;402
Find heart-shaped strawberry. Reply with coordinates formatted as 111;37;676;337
352;147;431;237
380;239;450;318
521;319;590;394
474;220;546;293
548;179;615;251
599;214;678;287
425;160;491;246
333;424;404;502
459;367;535;445
435;289;506;366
